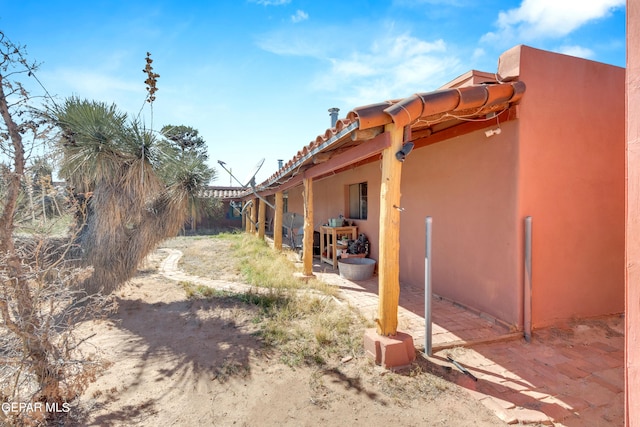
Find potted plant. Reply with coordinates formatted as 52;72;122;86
340;234;369;259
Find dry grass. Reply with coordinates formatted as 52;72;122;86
169;232;337;295
14;213;75;238
169;233;365;368
163;235;240;280
161;233;471;409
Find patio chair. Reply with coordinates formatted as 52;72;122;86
283;212;304;250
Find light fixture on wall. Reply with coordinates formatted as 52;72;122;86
485;128;502;138
395;142;415;162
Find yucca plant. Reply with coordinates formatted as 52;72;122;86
49;98;215;294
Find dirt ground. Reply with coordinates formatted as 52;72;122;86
72;237;506;426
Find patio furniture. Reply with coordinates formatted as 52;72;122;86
320;225;358;268
283;212;304;250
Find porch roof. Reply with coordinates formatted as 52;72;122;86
251;72;525;197
201;186;244;200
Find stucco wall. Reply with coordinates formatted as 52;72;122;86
285;162;382;261
399;121;521;325
513;46;625;327
286;122;522;325
282;45;624;330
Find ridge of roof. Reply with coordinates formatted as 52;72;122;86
201;186;245;199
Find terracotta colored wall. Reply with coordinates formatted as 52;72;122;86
284;185;304;217
399;121;521;325
627;0;640;423
284;46;624;331
287;123;522;325
513;46;625;327
285;163;382;261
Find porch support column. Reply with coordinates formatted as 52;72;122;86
377;122;404;336
364;122;415;370
302;175;314;277
244;202;250;233
258;198;266;240
274;191;284;250
250;198;257;234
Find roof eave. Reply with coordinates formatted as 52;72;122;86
261;120;360;189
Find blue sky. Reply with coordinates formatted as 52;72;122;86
0;0;626;185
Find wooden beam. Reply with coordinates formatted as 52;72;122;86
308;131;391;180
411;106;518;149
258;197;266;240
244;203;250;233
250;198;257;234
264;174;303;196
312;152;332;164
242;206;246;231
302;176;314;276
259;131;391;197
351;126;384;141
274;191;283;250
377;123;404;336
409;127;432;141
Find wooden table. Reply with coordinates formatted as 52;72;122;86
320;225;358;268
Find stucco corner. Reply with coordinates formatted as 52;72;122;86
497;45;523;82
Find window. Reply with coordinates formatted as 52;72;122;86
228;201;242;219
348;182;367;219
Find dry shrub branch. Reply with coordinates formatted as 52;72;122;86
1;31;114;426
0;237;115;426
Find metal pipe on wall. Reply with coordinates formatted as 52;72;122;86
425;216;433;356
524;216;533;342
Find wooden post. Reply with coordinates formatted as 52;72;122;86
244;202;250;233
258;198;266;239
250;198;257;233
302;176;314;276
274;191;283;250
377;123;404;336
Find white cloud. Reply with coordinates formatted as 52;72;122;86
481;0;625;43
256;28;334;57
329;57;376;78
257;23;463;107
557;45;595;59
291;10;308;23
312;34;459;106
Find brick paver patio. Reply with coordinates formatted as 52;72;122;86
312;260;624;426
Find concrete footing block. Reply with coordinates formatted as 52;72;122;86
293;272;315;282
364;328;416;369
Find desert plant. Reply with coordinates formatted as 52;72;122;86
48;77;215;295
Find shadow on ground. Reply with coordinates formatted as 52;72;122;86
75;286;266;426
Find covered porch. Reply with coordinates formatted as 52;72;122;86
307;257;519;352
